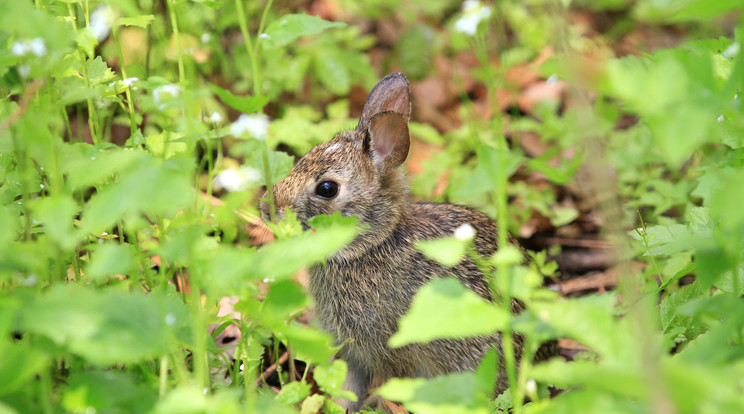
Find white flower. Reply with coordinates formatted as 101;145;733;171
201;33;211;43
18;64;30;78
208;112;223;123
526;379;537;395
153;84;181;105
454;0;492;36
29;38;46;56
122;77;139;87
89;5;117;41
11;41;29;56
454;223;475;240
230;113;269;140
213;166;261;192
259;33;270;40
722;42;740;59
165;313;176;326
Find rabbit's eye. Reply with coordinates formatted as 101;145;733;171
315;181;339;199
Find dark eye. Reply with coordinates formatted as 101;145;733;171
315;181;339;199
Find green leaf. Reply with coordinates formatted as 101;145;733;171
276;381;312;406
61;371;157;413
254;150;294;185
28;194;79;249
85;243;134;281
314;360;357;401
414;236;468;267
116;15;155;28
300;394;326;414
210;84;269;113
389;277;509;348
80;155;193;235
253;214;358;280
375;372;489;414
21;285;188;365
313;51;351;95
0;341;47;396
262;14;346;48
86;56;116;86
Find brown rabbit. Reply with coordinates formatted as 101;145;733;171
261;73;536;412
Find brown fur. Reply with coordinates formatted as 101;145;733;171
261;74;547;412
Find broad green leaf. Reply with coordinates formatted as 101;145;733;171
254;150;294;185
0;341;47;396
313;360;356;401
276;381;312;406
117;15;155;28
81;155;193;234
145;132;188;158
300;394;325;414
389;277;509;348
210;84;269;113
376;372;489;414
61;371;156;413
85;243;134;281
262;14;346;48
253;214;358;280
28;195;78;249
397;24;433;80
21;285;188;365
414;236;468;267
531;295;637;363
634;0;744;23
86;56;116;86
313;51;351;95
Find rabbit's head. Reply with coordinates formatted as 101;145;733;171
260;73;412;258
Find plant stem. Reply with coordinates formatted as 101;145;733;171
111;26;138;137
67;3;99;144
261;143;277;223
167;0;186;85
234;0;261;95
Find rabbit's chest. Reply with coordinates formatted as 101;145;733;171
308;263;416;345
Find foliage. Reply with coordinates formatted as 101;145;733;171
1;0;744;413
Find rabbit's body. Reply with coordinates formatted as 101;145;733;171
262;73;539;411
309;200;508;404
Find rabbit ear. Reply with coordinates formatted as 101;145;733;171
365;112;410;175
357;73;411;131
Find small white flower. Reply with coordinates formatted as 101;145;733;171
208;112;223;123
122;77;139;87
239;363;244;371
454;0;492;36
526;378;537;395
29;38;46;56
259;33;270;40
153;84;181;105
230;113;269;140
454;223;475;240
18;64;30;78
165;313;176;326
11;41;30;56
723;42;740;59
89;5;117;41
718;114;724;122
213;166;261;192
201;33;211;43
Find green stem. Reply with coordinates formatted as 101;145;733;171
159;355;169;396
261;143;276;223
473;26;523;412
68;3;99;144
167;0;186;85
234;0;261;95
111;26;138;138
190;282;209;390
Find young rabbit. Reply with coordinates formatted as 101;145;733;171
261;73;535;411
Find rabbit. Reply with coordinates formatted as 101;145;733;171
260;73;547;412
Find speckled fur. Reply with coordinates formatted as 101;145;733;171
261;74;540;411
